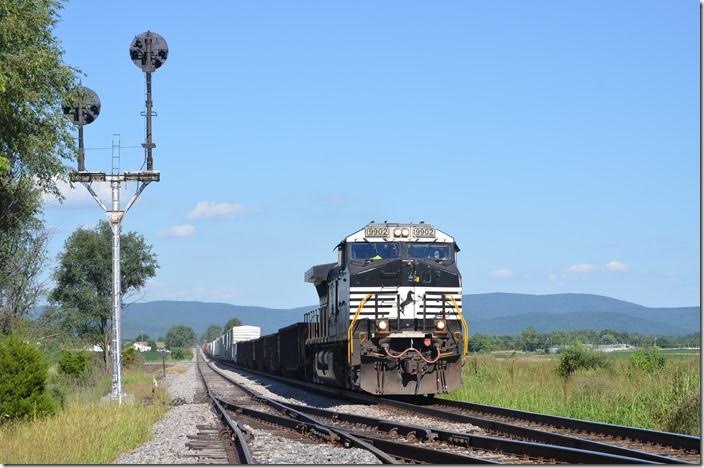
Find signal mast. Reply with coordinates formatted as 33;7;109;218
64;31;169;405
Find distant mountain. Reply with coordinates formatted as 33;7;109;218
114;293;699;340
121;301;310;339
468;311;693;336
462;293;700;333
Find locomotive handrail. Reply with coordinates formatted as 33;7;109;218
444;294;469;363
347;293;374;364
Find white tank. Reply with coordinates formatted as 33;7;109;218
230;325;261;342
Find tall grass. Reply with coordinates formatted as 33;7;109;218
444;352;700;435
0;369;168;464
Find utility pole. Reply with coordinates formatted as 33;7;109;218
64;31;169;406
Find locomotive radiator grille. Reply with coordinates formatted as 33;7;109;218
349;287;462;319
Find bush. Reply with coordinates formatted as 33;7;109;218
557;344;610;377
0;335;57;421
58;350;90;380
48;383;68;409
170;347;192;361
666;392;700;435
121;347;142;369
629;348;666;374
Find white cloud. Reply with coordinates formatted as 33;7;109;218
566;263;596;273
606;260;627;272
140;284;242;303
42;178;112;207
186;201;247;220
160;224;195;238
489;268;513;279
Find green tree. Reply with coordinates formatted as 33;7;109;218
135;333;149;342
0;335;57;420
0;0;78;193
171;347;192;361
200;324;222;343
46;221;158;368
121;347;142;369
223;317;242;331
165;325;196;349
0;202;49;334
520;327;539;352
556;344;610;378
0;0;80;332
58;349;90;380
629;348;666;374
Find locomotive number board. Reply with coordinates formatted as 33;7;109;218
365;226;390;237
364;226;437;238
412;226;436;237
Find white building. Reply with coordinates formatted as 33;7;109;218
132;341;152;352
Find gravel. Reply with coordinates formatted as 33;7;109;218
116;355;226;464
116;354;385;464
245;426;380;464
212;363;482;434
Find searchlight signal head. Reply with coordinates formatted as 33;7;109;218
130;31;168;172
63;85;100;172
129;31;169;73
62;85;101;126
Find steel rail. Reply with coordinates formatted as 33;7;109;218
349;432;497;464
427;398;701;452
281;401;658;464
209;358;688;464
203;357;397;464
372;394;685;464
197;360;255;463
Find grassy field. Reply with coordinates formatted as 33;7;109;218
442;350;701;435
140;350;172;362
0;367;170;464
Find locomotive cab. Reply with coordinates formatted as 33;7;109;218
304;222;467;395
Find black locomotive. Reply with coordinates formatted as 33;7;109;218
207;222;468;396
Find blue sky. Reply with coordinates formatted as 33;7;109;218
42;1;699;309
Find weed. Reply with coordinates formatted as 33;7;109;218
0;369;168;463
444;351;700;435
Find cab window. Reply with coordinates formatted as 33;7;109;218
349;242;400;261
407;243;453;262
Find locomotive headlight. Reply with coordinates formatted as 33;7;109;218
376;319;389;331
401;228;409;237
435;319;447;332
393;228;402;237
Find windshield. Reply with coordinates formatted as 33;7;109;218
407;243;453;261
350;242;400;261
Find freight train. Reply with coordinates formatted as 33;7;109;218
205;222;468;395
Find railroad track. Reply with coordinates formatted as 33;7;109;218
403;397;701;463
202;353;687;464
198;353;494;463
207;356;700;464
197;358;255;463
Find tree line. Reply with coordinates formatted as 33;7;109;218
468;327;701;353
128;316;243;350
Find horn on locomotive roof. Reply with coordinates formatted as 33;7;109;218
129;31;169;171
